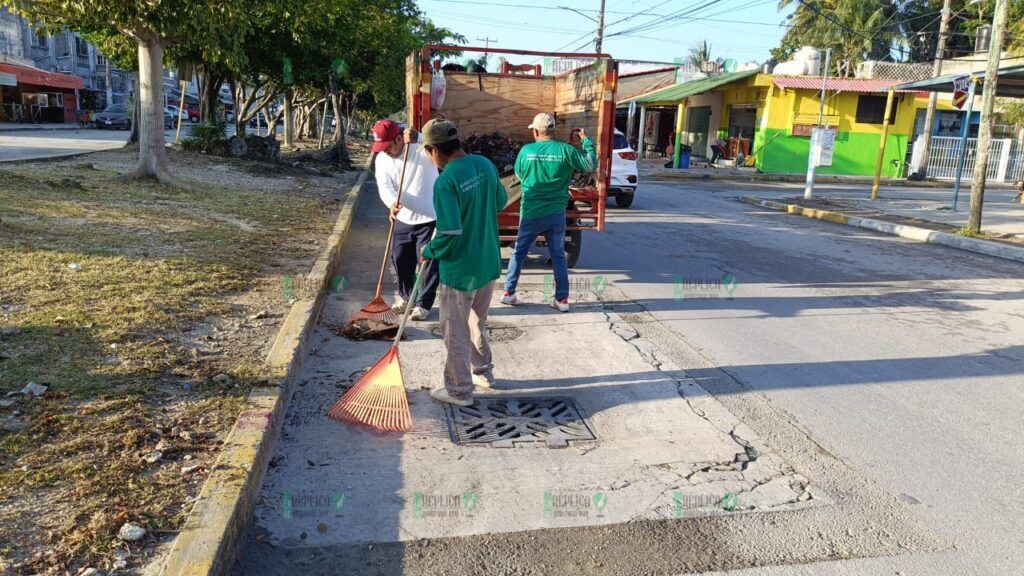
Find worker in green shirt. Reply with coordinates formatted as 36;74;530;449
420;119;508;407
502;113;595;313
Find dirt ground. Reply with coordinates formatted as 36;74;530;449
0;140;368;575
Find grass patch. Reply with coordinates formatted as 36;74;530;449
956;226;982;238
0;146;366;573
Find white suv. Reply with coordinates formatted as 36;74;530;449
610;129;638;208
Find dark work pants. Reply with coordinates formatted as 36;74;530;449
391;220;439;310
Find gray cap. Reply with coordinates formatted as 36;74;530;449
422;119;459;146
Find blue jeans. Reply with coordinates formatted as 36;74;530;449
504;211;569;301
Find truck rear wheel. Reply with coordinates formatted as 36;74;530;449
615;192;635;208
566;229;582;268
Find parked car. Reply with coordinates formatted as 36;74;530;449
93;104;130;130
164;107;181;129
609;129;638;208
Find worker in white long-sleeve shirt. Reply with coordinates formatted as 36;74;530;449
372;119;439;321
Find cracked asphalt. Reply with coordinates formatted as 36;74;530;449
232;179;1022;575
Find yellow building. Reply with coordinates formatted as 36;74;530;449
628;70;955;178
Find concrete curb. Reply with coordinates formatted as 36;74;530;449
0;124;84;132
740;196;1024;265
157;164;370;576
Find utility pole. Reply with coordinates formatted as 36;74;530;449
595;0;606;53
915;0;952;179
968;0;1009;233
804;48;831;199
477;37;498;54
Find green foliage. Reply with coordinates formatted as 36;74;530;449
181;121;228;154
774;0;1024;68
998;99;1024;127
689;40;713;69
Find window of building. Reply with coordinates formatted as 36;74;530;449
32;31;48;48
55;33;69;56
855;95;897;125
96;53;107;67
75;36;89;57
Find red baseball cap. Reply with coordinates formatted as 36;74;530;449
371;119;401;153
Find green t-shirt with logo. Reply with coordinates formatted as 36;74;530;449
514;137;596;220
423;154;508;292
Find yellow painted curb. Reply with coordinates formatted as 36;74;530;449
158;162;371;576
740;195;1024;265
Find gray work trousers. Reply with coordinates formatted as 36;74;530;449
439;282;495;399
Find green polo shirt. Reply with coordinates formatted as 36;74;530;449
514;137;596;220
423;154;508;292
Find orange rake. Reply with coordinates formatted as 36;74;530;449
349;143;411;325
328;258;431;432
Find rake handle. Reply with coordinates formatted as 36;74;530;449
391;257;431;348
373;143;412;298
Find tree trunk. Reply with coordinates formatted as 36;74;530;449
135;37;170;181
331;92;343;143
127;73;140;144
321;92;351;170
283;89;294;147
198;69;219;123
232;79;245;136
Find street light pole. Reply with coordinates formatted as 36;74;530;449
915;0;952;179
968;0;1009;233
595;0;606;53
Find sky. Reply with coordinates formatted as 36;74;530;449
416;0;795;67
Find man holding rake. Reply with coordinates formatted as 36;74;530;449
420;119;508;407
373;119;440;321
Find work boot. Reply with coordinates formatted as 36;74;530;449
430;387;473;407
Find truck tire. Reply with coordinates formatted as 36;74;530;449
615;192;635;208
566;229;582;268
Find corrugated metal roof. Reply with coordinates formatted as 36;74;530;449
772;76;910;93
629;69;758;104
895;64;1024;98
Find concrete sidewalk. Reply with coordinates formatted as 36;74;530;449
744;186;1024;241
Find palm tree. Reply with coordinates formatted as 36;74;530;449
688;40;713;70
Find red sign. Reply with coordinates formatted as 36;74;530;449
952;75;971;110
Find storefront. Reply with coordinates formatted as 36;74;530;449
0;62;84;124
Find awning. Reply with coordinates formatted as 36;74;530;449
895;64;1024;97
773;76;914;93
616;68;678;104
0;62;84;90
627;69;758;105
0;71;16;87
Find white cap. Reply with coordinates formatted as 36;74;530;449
527;112;556;131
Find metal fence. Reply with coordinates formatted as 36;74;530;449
925;136;1024;182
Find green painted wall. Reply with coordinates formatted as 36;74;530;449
758;129;908;178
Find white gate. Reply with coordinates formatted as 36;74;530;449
923;136;1022;182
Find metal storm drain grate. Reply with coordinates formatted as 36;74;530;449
445;397;597;448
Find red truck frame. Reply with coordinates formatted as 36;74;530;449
408;45;618;267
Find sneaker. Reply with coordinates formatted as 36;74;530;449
409;306;429;321
391;297;407;312
472;374;494;389
551;298;570;313
500;291;521;306
430;387;473;407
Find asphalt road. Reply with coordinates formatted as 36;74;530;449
578;180;1024;575
0;124;252;162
